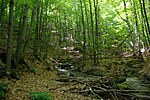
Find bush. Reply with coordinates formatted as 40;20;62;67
0;83;8;99
29;66;37;74
30;92;52;100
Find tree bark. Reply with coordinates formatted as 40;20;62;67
6;0;14;73
23;0;38;55
94;0;99;65
142;0;150;37
33;3;40;56
80;0;86;66
16;4;28;60
88;0;96;65
139;0;150;46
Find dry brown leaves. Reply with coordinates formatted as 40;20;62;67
0;61;93;100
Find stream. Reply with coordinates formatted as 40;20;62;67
54;62;150;99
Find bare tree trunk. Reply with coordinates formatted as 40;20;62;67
139;0;150;46
132;0;140;51
89;0;96;65
39;0;43;57
142;0;150;37
123;0;135;53
80;0;86;66
23;0;38;55
33;3;40;56
16;4;28;60
6;0;14;74
94;0;99;65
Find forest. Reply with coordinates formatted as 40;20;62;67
0;0;150;99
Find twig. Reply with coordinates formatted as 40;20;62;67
49;57;59;64
109;85;118;100
89;87;103;100
96;89;150;93
117;92;136;97
110;92;118;100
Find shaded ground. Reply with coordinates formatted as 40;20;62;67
1;54;150;100
0;30;150;99
0;60;94;100
0;21;150;99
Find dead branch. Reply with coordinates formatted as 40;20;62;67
89;87;103;99
132;93;150;99
76;89;150;93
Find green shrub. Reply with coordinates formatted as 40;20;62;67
10;69;20;79
30;92;52;100
0;83;8;99
29;66;37;74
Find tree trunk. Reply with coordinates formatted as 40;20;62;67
83;0;91;51
123;0;135;53
142;0;150;37
88;0;96;65
94;0;99;65
80;0;86;66
16;4;28;60
139;0;150;46
23;0;38;55
6;0;14;74
39;0;43;57
33;3;40;56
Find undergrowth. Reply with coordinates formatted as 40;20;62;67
30;92;52;100
0;83;8;99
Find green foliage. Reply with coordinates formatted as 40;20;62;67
117;82;129;90
0;83;8;99
29;66;37;74
10;69;20;79
30;92;52;100
117;77;145;90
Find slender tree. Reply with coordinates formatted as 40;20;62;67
142;0;150;37
139;0;150;46
15;4;28;60
80;0;86;66
23;0;38;55
94;0;99;65
88;0;96;65
6;0;14;73
33;2;40;57
123;0;135;53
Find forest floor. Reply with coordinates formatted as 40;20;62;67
0;58;95;100
0;53;150;100
0;39;150;99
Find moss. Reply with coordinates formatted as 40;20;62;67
117;82;130;90
30;92;52;100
